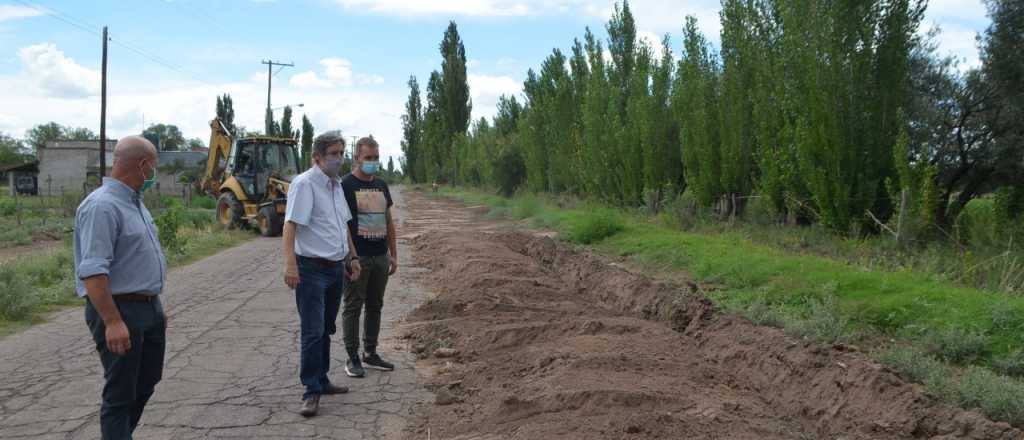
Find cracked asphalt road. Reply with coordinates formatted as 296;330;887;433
0;187;432;439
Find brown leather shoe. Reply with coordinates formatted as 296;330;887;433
300;395;320;417
323;382;349;395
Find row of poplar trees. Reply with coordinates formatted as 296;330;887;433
402;0;1023;235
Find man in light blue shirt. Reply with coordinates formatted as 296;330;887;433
283;130;361;417
73;136;167;440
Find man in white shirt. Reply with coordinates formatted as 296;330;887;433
282;130;362;417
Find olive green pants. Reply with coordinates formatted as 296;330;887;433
342;254;390;357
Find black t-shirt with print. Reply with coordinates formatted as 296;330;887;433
341;173;394;257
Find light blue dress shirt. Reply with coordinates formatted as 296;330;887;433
285;165;352;261
73;177;167;297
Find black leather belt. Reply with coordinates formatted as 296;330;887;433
299;255;345;268
112;293;158;303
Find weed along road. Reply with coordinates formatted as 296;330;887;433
0;187;431;440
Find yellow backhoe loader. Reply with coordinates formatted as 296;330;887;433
199;118;301;237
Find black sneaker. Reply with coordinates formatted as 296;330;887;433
345;358;366;378
363;352;395;371
300;395;320;417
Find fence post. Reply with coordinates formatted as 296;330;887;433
13;180;21;227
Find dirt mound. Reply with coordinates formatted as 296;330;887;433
401;230;1021;440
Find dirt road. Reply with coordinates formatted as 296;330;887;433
399;196;1022;439
1;187;1020;439
0;187;438;439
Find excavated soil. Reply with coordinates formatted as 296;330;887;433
399;218;1021;439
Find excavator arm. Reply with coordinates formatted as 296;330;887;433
199;117;233;197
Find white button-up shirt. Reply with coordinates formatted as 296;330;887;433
285;165;352;261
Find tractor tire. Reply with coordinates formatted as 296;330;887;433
256;205;283;237
217;192;246;229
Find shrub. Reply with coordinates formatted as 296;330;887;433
0;265;38;320
192;195;217;210
740;293;785;327
155;208;185;254
563;208;624;244
511;193;542;219
992;349;1024;378
180;209;214;229
0;198;15;217
878;348;958;401
492;149;526;197
957;366;1024;426
785;294;857;344
927;327;990;365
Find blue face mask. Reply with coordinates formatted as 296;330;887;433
324;158;343;176
140;162;157;192
361;161;380;176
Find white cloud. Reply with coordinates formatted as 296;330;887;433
468;73;520;121
926;0;988;23
2;44;406;168
290;70;334;88
920;20;983;69
0;4;46;22
289;57;385;89
18;43;99;98
638;30;666;62
320;57;353;85
466;59;481;68
357;74;385;85
333;0;532;17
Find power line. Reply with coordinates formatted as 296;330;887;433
15;0;213;86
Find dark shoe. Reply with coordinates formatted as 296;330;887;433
300;395;320;417
323;382;349;395
363;352;395;371
345;358;366;378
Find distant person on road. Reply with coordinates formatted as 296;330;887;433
341;136;398;378
74;136;167;440
282;130;362;417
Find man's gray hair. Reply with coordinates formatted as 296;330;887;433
354;135;379;159
313;130;346;158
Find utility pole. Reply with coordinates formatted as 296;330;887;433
99;26;108;178
261;59;293;135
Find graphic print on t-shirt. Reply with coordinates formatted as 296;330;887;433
354;189;388;240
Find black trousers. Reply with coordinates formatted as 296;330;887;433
85;297;166;440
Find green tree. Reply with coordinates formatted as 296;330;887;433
401;76;424;182
440;21;472;141
143;123;186;151
186;138;205;151
264;108;276;137
216;94;236;134
672;16;722;207
422;71;448;183
25;122;94;155
301;115;314;170
0;133;30;165
280;106;296;139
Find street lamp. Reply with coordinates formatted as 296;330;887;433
271;103;304;112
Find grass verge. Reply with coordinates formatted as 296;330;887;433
0;210;251;336
431;186;1024;427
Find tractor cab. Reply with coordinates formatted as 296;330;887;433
228;138;301;201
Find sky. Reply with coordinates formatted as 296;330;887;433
0;0;995;167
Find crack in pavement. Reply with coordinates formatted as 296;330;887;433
0;187;431;439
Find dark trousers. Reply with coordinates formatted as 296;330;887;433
295;255;345;399
342;254;390;357
85;297;166;440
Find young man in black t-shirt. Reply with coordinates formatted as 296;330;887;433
340;136;398;377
